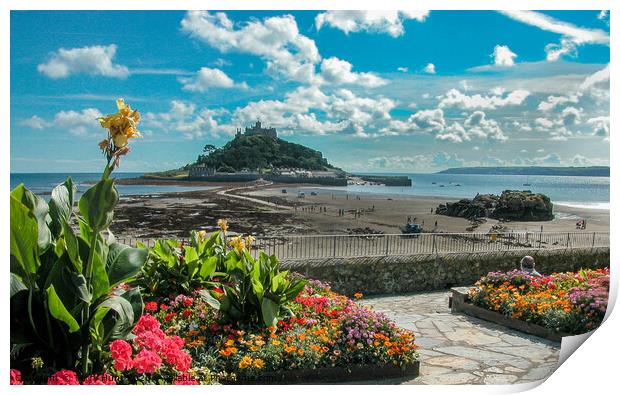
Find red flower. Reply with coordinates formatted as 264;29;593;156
183;297;194;307
145;301;159;312
83;373;116;385
164;312;177;322
132;314;161;335
133;349;162;374
173;374;199;385
48;370;80;385
135;330;165;353
212;287;224;294
182;309;193;318
10;369;23;385
164;348;192;372
109;340;133;371
160;304;169;311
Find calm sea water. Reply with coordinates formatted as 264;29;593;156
333;173;610;210
10;172;218;199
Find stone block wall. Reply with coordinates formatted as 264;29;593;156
282;247;609;296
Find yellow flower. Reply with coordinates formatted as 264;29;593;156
253;359;265;369
229;235;245;255
238;356;253;369
98;98;142;149
197;230;207;240
244;235;255;249
217;219;229;233
272;340;281;346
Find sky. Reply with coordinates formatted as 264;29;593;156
10;10;610;173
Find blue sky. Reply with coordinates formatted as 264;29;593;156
10;10;610;173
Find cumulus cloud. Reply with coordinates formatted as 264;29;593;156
492;45;517;66
462;111;507;141
54;108;104;136
38;44;129;79
560;106;582;126
498;11;609;62
143;101;229;140
438;88;530;110
397;67;408;73
580;64;609;90
587;116;609;138
315;10;429;37
537;93;581;111
423;63;436;74
179;67;247;92
181;11;320;84
20;115;51;130
319;57;387;88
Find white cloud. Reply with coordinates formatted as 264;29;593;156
315;10;429;37
498;11;609;62
580;65;609;90
37;44;129;79
462;111;507;141
537;93;581;111
54;108;103;136
572;154;590;166
181;11;320;84
561;106;582;126
597;11;609;20
397;67;408;73
587;116;609;138
438;88;530;110
423;63;436;74
143;101;229;140
319;57;387;88
179;67;247;92
492;45;517;66
20;115;51;130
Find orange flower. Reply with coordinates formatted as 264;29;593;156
353;292;363;299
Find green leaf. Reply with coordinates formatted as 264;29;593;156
106;243;148;287
62;221;82;272
10;273;27;298
46;285;80;333
95;295;135;340
261;298;279;328
10;196;40;280
199;256;218;279
88;236;110;300
78;179;118;231
198;289;221;310
48;178;76;237
11;185;52;253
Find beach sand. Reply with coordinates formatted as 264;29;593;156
110;181;609;239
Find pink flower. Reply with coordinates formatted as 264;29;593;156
109;339;133;371
48;370;80;385
10;369;23;385
135;330;165;353
164;335;185;350
83;373;116;385
164;348;192;372
133;350;162;374
173;374;199;385
132;314;161;335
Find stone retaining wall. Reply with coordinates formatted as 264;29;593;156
282;247;609;295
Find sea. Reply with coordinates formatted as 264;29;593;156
10;172;610;210
10;172;218;200
335;173;610;211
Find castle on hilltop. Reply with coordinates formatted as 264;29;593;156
235;120;277;138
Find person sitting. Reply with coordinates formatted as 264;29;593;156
520;256;541;277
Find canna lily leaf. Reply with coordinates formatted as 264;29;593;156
78;179;118;231
10;195;40;281
46;285;80;333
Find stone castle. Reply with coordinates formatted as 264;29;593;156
235;120;277;138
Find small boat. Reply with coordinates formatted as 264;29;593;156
455;184;461;187
439;184;445;187
431;182;436;184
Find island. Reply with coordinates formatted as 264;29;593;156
437;166;609;177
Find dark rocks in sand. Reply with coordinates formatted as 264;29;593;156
435;190;554;221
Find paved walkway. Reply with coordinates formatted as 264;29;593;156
357;291;560;385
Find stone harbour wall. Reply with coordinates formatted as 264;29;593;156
282;247;610;296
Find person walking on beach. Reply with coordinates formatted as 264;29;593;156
434;220;438;228
520;256;541;277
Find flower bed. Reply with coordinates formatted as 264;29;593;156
135;278;419;383
466;268;609;335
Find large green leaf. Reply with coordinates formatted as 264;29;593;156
10;273;27;298
11;185;52;253
46;285;80;333
44;254;91;306
107;243;148;287
95;295;135;340
10;196;40;280
261;298;279;328
78;179;118;231
198;289;221;310
199;256;218;279
48;178;76;237
62;221;82;272
90;236;110;300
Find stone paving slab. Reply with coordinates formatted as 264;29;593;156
356;290;560;385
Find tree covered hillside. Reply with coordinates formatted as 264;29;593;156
194;134;340;172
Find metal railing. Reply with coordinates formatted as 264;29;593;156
116;231;609;261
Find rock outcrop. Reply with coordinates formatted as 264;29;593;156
435;190;554;222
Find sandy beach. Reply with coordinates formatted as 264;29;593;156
109;181;609;239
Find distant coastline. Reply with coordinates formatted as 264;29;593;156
437;166;609;177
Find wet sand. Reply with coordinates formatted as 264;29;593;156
111;181;609;239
